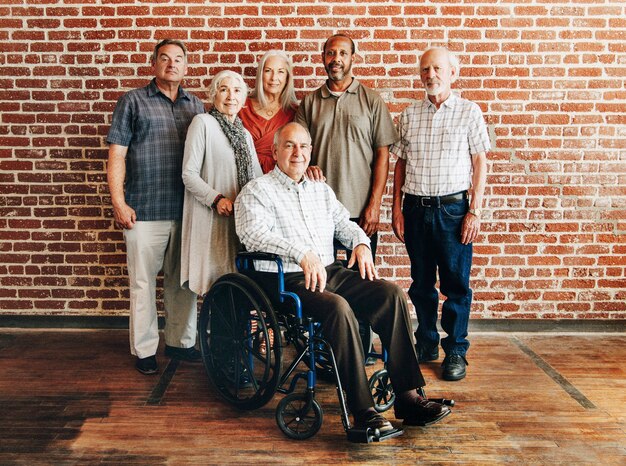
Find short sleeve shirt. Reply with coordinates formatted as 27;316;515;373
294;79;399;217
106;79;205;221
390;94;490;197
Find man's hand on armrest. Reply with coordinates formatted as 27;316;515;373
347;244;379;281
300;251;327;292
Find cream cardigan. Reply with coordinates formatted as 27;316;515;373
180;113;262;295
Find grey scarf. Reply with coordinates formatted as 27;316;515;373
209;107;254;190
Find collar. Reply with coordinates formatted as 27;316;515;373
424;92;458;109
321;78;360;99
147;78;189;100
271;166;309;189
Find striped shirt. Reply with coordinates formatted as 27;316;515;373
106;79;205;221
234;167;370;273
390;94;490;197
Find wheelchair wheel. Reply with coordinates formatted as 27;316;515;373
275;392;323;440
369;368;395;413
199;273;282;410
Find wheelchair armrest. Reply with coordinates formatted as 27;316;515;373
237;251;282;263
236;252;284;274
235;252;303;321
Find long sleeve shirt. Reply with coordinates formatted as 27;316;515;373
234;167;370;273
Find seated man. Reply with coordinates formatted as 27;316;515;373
234;122;451;432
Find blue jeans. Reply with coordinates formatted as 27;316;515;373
403;195;473;357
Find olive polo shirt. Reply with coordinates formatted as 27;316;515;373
295;79;399;217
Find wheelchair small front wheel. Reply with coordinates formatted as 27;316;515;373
276;393;323;440
369;368;395;413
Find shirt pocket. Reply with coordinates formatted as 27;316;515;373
347;115;369;142
442;128;468;152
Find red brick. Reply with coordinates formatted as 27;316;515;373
0;2;623;320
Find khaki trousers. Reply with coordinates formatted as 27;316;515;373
124;221;198;358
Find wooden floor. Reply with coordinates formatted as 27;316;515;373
0;329;624;465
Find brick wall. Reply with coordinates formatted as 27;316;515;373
1;0;625;319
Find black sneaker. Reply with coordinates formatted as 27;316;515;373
164;345;202;362
135;355;158;375
415;344;439;362
442;354;468;381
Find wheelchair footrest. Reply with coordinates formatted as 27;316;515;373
428;397;455;407
346;426;404;443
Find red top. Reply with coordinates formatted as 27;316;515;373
239;97;296;174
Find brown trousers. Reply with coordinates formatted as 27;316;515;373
254;261;425;413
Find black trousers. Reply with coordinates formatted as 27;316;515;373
254;261;425;413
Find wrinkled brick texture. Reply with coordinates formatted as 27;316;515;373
1;1;625;319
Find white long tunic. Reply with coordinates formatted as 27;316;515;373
181;114;262;295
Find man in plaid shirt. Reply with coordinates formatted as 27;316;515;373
391;47;490;381
235;122;451;433
107;39;205;375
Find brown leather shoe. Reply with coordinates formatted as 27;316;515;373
354;409;395;433
394;397;451;427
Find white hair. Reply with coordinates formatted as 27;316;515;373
421;47;461;79
207;70;248;105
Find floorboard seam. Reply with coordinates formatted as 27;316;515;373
146;358;179;405
511;336;597;410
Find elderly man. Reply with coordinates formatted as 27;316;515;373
294;34;398;258
391;47;490;381
107;39;205;375
235;122;451;433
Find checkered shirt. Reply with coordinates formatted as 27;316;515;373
106;79;205;221
234;167;370;273
390;94;490;197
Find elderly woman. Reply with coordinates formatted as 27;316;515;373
181;70;262;296
239;50;298;173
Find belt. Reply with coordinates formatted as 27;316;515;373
405;191;467;208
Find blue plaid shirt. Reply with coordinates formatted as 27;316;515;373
107;79;205;221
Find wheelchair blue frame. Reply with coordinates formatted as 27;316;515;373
234;251;402;442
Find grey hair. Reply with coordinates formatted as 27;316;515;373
251;50;298;112
207;70;248;105
421;47;461;78
152;39;188;64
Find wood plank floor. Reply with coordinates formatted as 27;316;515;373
0;329;624;465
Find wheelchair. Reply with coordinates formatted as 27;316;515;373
198;251;453;442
